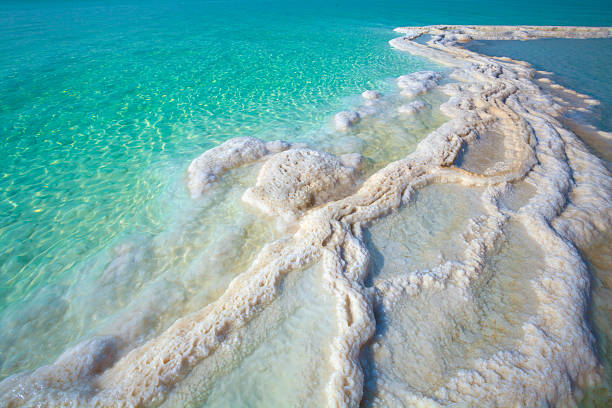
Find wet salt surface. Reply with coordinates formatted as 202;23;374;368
577;232;612;408
362;223;542;402
364;184;486;284
163;263;336;408
458;36;612;408
462;37;612;406
455;128;508;174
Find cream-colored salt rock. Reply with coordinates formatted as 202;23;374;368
334;110;361;131
361;90;382;100
397;71;442;97
242;148;362;222
187;137;292;198
398;100;427;115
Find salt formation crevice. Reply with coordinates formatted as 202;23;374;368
1;25;611;408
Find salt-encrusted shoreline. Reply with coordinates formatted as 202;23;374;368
382;25;612;407
395;24;612;41
1;25;611;407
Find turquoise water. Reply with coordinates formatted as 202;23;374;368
1;0;611;390
0;1;441;314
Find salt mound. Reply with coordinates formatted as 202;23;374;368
398;100;427;115
397;70;442;97
242;148;362;222
187;137;292;198
334;110;361;131
361;90;382;100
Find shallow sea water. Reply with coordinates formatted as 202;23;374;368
1;0;611;406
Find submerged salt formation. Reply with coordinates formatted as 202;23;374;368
334;110;361;131
398;100;427;115
362;90;382;100
1;25;611;407
397;71;442;97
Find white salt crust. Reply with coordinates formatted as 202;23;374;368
398;100;427;115
362;90;382;100
242;148;363;223
1;25;611;408
187;137;300;198
397;71;442;97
